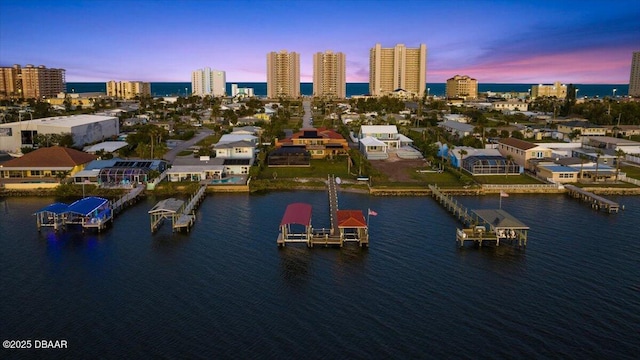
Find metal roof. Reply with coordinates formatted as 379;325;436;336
473;209;530;230
34;202;69;215
148;198;184;214
280;203;312;226
67;197;109;216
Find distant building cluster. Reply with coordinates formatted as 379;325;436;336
0;64;66;100
630;51;640;97
106;81;151;99
446;75;478;100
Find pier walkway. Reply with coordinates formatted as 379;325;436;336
327;174;339;236
429;184;529;248
564;185;620;213
148;185;207;233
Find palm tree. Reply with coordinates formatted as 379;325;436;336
458;149;467;169
615;149;626;181
505;155;514;177
594;149;604;182
579;154;588;182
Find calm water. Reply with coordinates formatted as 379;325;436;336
66;82;629;98
1;192;639;359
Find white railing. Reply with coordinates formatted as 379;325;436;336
481;183;561;189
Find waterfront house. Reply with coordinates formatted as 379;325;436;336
1;146;97;188
497;138;552;171
536;164;579;183
274;127;348;159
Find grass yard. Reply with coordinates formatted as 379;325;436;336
473;174;545;184
621;165;640;180
258;158;351;179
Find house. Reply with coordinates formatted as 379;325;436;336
217;133;258;146
492;101;528;112
214;140;256;159
274;127;348;159
438;120;475;138
359;125;401;148
443;114;470;123
497;138;552;171
557;120;606;138
73;158;168;187
582;136;640;155
1;146;97;183
536;164;579;183
167;164;225;182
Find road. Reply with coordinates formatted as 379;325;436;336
302;99;313;128
162;129;213;163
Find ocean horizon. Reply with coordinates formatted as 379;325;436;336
67;82;630;99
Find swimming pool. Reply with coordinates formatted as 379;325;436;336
210;177;245;185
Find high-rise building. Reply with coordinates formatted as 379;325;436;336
267;50;300;99
446;75;478;99
0;64;65;99
531;82;567;99
369;43;427;97
106;81;151;99
630;51;640;97
191;68;226;97
313;51;346;98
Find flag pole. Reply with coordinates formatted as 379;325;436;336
367;208;370;226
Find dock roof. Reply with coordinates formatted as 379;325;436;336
148;198;184;214
337;210;367;228
67;197;109;216
280;203;312;226
34;202;69;215
473;209;529;230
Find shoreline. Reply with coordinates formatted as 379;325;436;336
2;183;640;198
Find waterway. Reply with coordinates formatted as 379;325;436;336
1;192;639;359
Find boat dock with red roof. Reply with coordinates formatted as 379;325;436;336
277;175;369;248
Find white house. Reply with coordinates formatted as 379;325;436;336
214;140;256;159
492;101;528;111
359;125;400;148
217;133;258;146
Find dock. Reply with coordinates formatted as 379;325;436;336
277;175;369;248
564;184;620;213
429;184;529;248
148;185;207;233
34;186;144;232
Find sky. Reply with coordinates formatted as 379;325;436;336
1;0;638;84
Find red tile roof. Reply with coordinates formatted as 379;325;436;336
1;146;97;168
498;138;537;150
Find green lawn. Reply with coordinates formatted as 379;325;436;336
408;170;469;187
621;165;640;180
473;174;545;184
258;158;351;179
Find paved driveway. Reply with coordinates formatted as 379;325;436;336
163;129;213;163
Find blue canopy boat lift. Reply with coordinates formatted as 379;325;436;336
34;197;112;232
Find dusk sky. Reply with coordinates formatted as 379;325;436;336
1;0;638;84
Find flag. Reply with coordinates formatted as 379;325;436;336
368;208;378;216
500;191;509;198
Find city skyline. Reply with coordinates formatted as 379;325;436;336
0;0;638;84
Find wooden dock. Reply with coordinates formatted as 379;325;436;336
277;175;369;248
564;184;620;213
148;185;207;233
111;185;144;215
429;184;529;248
